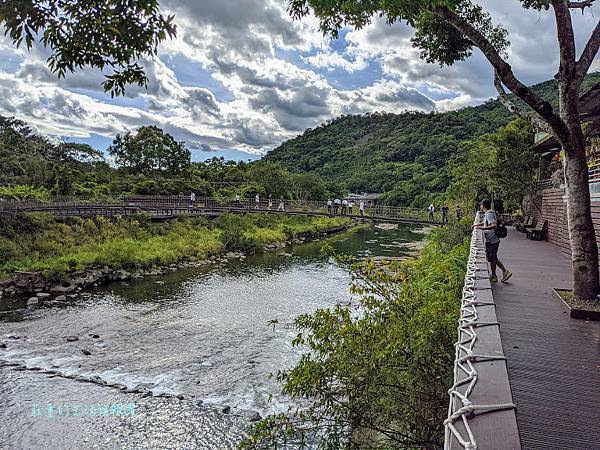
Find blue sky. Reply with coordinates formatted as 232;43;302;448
0;0;598;162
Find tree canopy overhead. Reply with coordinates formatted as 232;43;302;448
0;0;176;96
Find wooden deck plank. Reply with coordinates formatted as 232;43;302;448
491;229;600;450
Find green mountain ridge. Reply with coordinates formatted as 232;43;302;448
265;73;600;207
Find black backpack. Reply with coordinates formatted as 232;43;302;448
495;212;508;239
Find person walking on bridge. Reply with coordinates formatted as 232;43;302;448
190;191;196;208
428;203;435;223
359;201;365;216
235;194;240;207
341;199;348;215
277;197;285;211
473;199;513;283
441;204;449;224
327;198;332;215
255;193;260;210
268;194;273;210
348;201;353;215
334;198;341;214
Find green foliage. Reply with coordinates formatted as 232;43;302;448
0;184;49;200
214;213;349;253
0;213;349;279
447;118;536;211
0;0;176;96
108;126;191;174
242;222;470;449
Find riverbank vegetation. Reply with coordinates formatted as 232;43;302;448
0;213;351;281
242;220;471;449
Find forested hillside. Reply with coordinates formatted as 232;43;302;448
265;73;600;207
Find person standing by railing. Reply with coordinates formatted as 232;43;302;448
235;193;240;207
428;203;435;223
441;203;449;224
327;198;332;215
334;198;341;214
348;200;353;215
277;197;285;211
255;193;260;210
341;199;348;215
268;194;273;211
359;201;365;216
473;199;513;283
190;191;196;208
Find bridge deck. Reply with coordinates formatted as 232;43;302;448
492;228;600;449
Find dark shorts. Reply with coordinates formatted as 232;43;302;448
485;241;500;263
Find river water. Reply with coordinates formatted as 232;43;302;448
0;224;426;449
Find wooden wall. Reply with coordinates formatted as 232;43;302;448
524;187;600;257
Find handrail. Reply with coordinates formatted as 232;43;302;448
0;195;438;223
444;213;520;449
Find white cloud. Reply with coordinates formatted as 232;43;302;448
0;1;598;157
304;52;368;72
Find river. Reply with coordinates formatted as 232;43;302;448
0;224;426;449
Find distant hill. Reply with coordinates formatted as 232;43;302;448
265;73;600;207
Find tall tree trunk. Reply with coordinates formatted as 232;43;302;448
563;146;599;301
558;66;599;301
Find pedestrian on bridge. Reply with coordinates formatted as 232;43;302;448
334;198;341;214
341;199;348;215
428;203;435;223
255;193;260;210
268;194;273;210
190;192;196;208
327;199;332;215
359;201;365;216
278;197;285;211
348;201;353;215
235;194;240;207
442;204;449;224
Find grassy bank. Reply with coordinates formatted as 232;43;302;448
242;220;471;449
0;213;351;280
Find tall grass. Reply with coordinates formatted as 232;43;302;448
0;213;350;279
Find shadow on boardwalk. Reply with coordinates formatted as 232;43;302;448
492;228;600;449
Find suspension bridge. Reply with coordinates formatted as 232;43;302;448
0;195;439;225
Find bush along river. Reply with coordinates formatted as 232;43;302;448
0;223;428;449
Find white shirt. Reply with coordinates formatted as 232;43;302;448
190;193;196;201
255;194;260;202
359;202;364;210
327;200;332;206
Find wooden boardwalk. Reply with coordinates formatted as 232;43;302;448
492;229;600;449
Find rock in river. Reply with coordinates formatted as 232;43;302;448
65;336;79;342
221;405;231;414
81;349;92;356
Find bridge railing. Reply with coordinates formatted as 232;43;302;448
0;195;434;222
444;212;520;449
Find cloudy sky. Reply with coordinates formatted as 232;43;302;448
0;1;598;161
